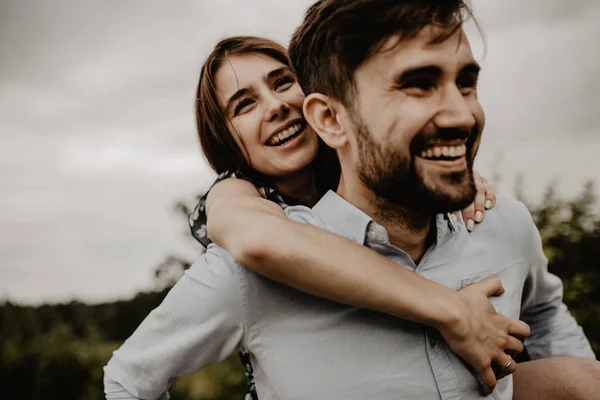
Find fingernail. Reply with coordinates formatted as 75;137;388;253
475;211;483;222
485;200;492;209
467;219;475;231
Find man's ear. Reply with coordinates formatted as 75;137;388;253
303;93;348;149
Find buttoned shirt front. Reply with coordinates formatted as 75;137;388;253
104;192;594;400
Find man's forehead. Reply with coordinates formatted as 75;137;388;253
371;27;474;69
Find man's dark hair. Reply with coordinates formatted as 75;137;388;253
288;0;474;106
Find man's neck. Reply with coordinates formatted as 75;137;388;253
337;175;434;263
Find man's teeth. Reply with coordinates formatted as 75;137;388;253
268;123;302;145
419;144;466;159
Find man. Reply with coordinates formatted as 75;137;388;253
105;1;596;399
286;1;596;398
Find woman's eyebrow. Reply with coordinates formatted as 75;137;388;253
225;67;293;114
225;87;251;114
266;67;292;81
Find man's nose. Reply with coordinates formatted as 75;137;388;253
263;93;290;122
433;86;476;130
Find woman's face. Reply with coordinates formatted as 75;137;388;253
215;53;320;178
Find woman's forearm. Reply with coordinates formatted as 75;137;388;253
208;197;460;329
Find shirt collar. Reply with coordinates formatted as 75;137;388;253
312;190;458;246
312;191;373;245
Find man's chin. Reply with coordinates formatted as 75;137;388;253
409;191;473;214
437;192;475;213
360;158;476;215
416;174;476;213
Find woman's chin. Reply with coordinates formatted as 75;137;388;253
263;156;315;179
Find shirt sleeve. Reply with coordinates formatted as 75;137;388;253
520;217;595;360
103;245;245;399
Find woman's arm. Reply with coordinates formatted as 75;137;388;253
206;178;528;393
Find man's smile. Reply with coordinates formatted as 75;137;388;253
415;154;467;170
414;142;468;170
418;143;466;160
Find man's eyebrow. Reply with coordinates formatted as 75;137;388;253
460;62;481;75
395;66;443;83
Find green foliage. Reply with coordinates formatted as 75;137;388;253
518;181;600;355
1;181;599;399
0;291;247;400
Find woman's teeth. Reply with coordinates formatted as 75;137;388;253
419;144;466;159
267;123;303;146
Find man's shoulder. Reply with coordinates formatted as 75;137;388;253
490;194;532;223
471;193;535;249
284;204;330;228
185;244;244;284
198;243;239;265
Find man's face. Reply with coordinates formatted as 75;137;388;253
346;26;484;213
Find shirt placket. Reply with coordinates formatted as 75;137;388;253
426;328;463;400
422;215;463;399
370;216;463;400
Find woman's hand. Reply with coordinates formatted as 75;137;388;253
458;171;496;231
436;277;530;395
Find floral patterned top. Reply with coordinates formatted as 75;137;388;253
189;171;287;247
188;170;288;400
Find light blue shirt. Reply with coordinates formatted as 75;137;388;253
104;192;594;400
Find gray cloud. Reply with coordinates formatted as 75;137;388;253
1;0;598;304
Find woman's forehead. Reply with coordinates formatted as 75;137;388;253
215;53;287;103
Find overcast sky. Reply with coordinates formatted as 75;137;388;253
1;0;599;304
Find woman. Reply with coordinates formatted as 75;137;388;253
189;36;525;397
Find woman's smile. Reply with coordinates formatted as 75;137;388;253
264;119;307;147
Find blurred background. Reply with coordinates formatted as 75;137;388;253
1;0;599;399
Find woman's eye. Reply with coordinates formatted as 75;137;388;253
274;76;295;91
234;98;255;115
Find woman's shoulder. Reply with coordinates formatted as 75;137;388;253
188;171;287;248
208;175;261;200
189;171;236;248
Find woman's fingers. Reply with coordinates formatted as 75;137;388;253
504;335;525;357
508;319;531;341
462;171;494;231
472;173;486;223
481;176;496;210
493;353;517;381
479;366;498;396
461;203;476;231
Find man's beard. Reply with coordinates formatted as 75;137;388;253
355;118;477;215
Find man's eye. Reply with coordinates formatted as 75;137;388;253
457;75;478;93
274;76;295;91
234;98;255;115
401;78;435;93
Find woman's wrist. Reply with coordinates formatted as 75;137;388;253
424;288;465;332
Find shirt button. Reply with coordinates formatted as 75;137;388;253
429;339;437;348
367;226;388;244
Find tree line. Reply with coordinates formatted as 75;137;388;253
1;181;599;399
